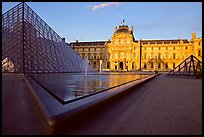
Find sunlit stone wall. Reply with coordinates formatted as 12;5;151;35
70;25;202;72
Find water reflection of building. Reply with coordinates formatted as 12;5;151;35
2;57;15;72
69;24;202;72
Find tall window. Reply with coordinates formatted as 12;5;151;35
107;62;110;69
198;50;201;56
173;54;176;59
173;63;176;68
151;62;153;68
132;62;135;69
158;63;161;68
144;63;146;69
166;63;168;68
158;53;161;59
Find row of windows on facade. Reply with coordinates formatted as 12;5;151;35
72;40;201;47
109;52;201;59
81;55;103;60
71;41;190;46
142;41;190;45
80;50;201;60
140;46;189;50
113;46;182;51
107;62;175;69
73;46;191;52
84;54;177;60
71;43;105;46
143;62;174;69
74;48;102;52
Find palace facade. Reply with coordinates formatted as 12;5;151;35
69;24;202;72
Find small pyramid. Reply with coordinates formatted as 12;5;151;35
167;55;202;78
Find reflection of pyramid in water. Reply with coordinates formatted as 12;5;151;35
2;2;92;73
167;55;202;77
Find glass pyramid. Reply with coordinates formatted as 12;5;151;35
167;55;202;77
2;2;93;73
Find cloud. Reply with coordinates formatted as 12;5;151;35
92;2;120;11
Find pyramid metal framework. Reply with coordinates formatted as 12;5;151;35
167;55;202;77
2;2;93;73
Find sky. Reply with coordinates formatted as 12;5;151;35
2;2;202;43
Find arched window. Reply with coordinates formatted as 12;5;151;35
107;61;110;69
132;62;135;69
151;62;153;68
144;63;146;69
94;62;96;68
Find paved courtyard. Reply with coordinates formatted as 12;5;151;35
51;73;202;135
2;73;202;135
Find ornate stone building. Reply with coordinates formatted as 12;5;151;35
69;24;202;72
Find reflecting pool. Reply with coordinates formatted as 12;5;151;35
28;72;150;104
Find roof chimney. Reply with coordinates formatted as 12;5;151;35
192;32;196;40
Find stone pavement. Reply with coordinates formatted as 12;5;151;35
103;73;202;135
54;73;202;135
2;73;202;135
2;74;46;135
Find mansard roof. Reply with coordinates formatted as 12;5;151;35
69;41;108;46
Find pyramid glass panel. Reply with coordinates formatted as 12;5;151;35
167;55;202;77
2;2;93;73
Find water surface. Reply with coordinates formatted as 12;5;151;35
29;72;150;104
